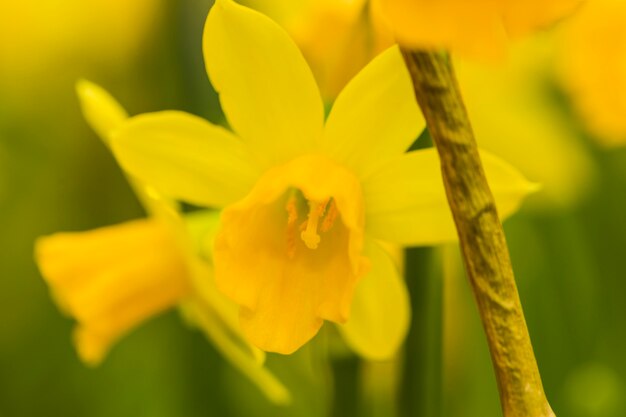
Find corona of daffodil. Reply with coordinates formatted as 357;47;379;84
376;0;584;59
106;0;535;356
35;81;288;404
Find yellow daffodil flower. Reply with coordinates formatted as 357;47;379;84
106;0;535;357
557;0;626;146
36;215;190;365
375;0;584;59
34;81;289;404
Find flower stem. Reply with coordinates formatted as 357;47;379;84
400;246;443;417
331;355;361;417
400;49;554;417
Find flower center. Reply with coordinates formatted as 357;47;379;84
285;192;339;257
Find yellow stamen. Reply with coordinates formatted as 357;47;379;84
285;195;299;258
321;199;338;232
301;200;328;249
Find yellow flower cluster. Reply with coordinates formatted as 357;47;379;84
35;0;546;395
102;0;532;356
35;81;289;404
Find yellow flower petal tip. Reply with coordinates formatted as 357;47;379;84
34;219;190;365
75;79;128;142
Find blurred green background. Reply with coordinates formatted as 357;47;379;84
1;1;624;416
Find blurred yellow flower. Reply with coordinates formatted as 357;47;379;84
109;0;535;356
36;217;190;365
376;0;583;59
242;0;393;99
34;81;289;404
557;0;626;146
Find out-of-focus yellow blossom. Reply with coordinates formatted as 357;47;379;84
36;217;189;365
557;0;626;146
456;36;595;207
34;81;289;404
375;0;583;59
0;0;161;100
108;0;535;357
242;0;393;99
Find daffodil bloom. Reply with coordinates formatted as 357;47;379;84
34;81;288;403
36;217;188;364
107;0;535;356
376;0;584;59
557;0;626;146
242;0;392;99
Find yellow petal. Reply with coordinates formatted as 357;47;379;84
364;148;537;245
322;46;425;178
74;80;182;215
179;257;291;405
338;240;410;360
110;111;259;208
214;154;369;354
34;219;190;365
204;0;324;167
75;79;128;142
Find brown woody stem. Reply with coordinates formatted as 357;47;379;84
400;49;554;417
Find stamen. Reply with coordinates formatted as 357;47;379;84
321;199;338;232
285;195;299;258
301;200;327;249
286;195;298;226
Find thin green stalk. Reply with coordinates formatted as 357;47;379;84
401;49;554;417
331;355;361;417
400;246;443;417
